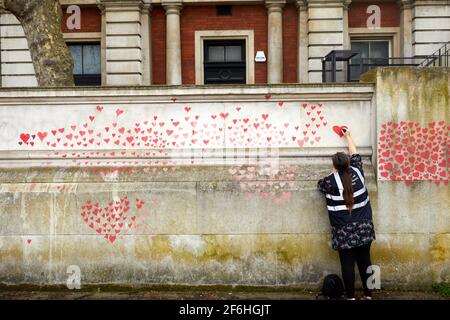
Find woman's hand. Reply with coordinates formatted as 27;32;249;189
342;128;351;137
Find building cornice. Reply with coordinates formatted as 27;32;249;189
265;0;286;11
60;0;312;5
161;0;183;13
397;0;413;10
55;0;450;7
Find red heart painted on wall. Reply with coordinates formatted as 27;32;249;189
20;133;30;144
332;125;348;137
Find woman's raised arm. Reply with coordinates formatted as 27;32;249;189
342;129;357;156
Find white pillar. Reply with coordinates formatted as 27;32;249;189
266;0;285;84
398;0;413;57
0;11;37;87
306;0;346;82
296;0;308;83
99;0;145;86
99;4;107;86
163;1;182;85
141;2;152;85
343;0;352;50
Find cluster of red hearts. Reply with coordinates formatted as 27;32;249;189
297;103;328;147
18;108;171;149
228;164;296;205
223;102;326;148
377;120;449;186
80;196;146;243
18;101;328;150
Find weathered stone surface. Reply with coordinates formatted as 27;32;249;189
0;78;448;288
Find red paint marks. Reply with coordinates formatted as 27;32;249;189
298;103;327;147
228;164;296;205
332;125;348;138
115;109;124;117
80;196;149;244
17;102;330;152
220;112;229;119
378;121;449;186
19;133;31;145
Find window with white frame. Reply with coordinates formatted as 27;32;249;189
194;30;255;85
350;39;391;81
67;42;101;86
203;40;246;84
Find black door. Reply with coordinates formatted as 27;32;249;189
204;40;246;84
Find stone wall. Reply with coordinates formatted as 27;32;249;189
412;0;450;57
0;73;448;289
362;67;449;287
0;12;37;87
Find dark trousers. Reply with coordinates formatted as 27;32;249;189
338;242;373;299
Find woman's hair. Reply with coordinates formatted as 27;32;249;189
332;152;354;213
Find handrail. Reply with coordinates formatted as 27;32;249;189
419;41;450;67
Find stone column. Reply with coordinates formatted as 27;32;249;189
266;0;286;84
343;0;352;49
98;4;107;86
163;1;182;85
141;2;152;85
398;0;413;57
306;0;346;82
99;0;145;86
411;0;450;58
0;10;37;87
296;0;308;83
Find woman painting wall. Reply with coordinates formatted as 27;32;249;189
318;128;376;300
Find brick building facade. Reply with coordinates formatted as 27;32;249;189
0;0;449;87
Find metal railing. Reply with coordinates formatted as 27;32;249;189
322;44;450;82
348;57;422;81
418;41;450;67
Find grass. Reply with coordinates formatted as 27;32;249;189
432;283;450;298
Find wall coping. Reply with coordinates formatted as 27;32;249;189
0;147;373;164
0;83;374;104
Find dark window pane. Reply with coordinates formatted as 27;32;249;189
208;46;225;62
351;42;370;59
83;44;101;75
370;41;389;59
216;5;232;16
226;46;242;62
69;45;83;75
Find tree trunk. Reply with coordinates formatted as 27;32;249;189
3;0;75;86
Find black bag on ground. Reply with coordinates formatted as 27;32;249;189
319;274;344;299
